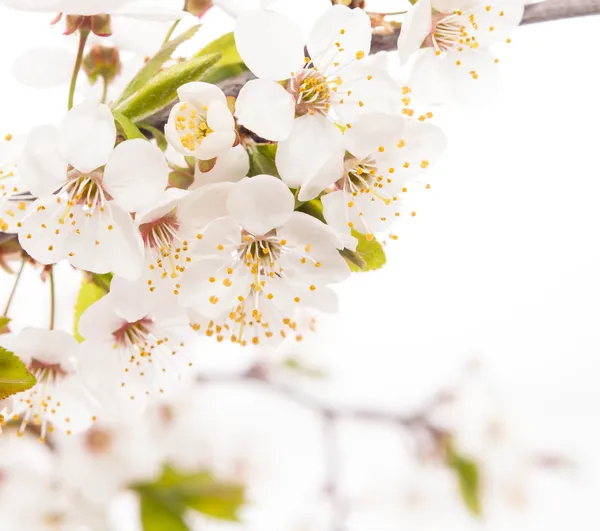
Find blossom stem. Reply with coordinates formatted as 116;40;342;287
162;18;181;47
49;267;56;331
2;257;26;317
68;29;90;111
101;77;109;104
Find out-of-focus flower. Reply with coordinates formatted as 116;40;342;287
17;100;169;280
0;328;97;439
397;0;524;105
166;82;237;161
180;175;349;346
55;417;163;502
78;276;193;418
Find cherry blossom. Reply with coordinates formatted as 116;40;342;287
0;328;98;441
17;100;168;280
397;0;524;104
179;175;349;346
165;81;237;162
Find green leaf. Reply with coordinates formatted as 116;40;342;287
345;230;387;272
73;277;110;343
0;346;36;400
195;32;248;85
248;144;279;178
140;494;189;531
115;53;221;123
446;440;482;516
118;24;202;105
0;316;10;331
135;467;245;524
113;110;146;140
138;123;168;151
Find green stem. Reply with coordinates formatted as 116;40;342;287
49;268;56;331
162;18;181;47
101;76;109;104
68;29;90;111
2;257;26;317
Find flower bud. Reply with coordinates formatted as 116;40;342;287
59;14;112;37
83;45;122;86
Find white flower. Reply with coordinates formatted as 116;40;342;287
0;0;184;20
17;100;169;280
180;175;349;346
234;4;399;142
316;112;447;245
135;184;233;298
78;276;193;417
0;134;31;234
0;328;97;441
397;0;524;105
55;417;163;503
165;81;237;161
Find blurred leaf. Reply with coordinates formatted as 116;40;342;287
140;495;189;531
73;276;110;343
91;273;113;292
345;230;386;272
195;32;248;85
282;357;327;379
118;24;202;104
138;123;168;151
113;110;146;140
248;144;279;178
0;316;10;332
296;198;326;222
135;467;245;524
446;440;482;516
0;347;36;400
115;53;221;123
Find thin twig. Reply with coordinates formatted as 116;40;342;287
68;29;90;111
2;257;26;317
49;267;56;331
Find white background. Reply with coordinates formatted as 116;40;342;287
0;4;599;530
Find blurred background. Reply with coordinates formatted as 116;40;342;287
1;1;599;530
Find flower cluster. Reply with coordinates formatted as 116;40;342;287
0;0;523;446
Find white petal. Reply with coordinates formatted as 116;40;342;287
196;131;236;161
18;125;66;197
276;114;344;189
468;1;524;47
431;0;472;14
179;259;250;319
103;139;168;213
177;82;227;110
11;47;74;88
408;48;455;105
321;190;354;242
308;5;371;73
78;294;121;343
297;151;344;203
58;101;116;173
397;0;433;65
178;183;234;233
344;112;405;161
235;9;305;80
191;145;249;189
109;276;154;323
235;79;296;141
18;198;68;265
207;100;235;132
227;175;294;235
135;188;187;228
397;120;447;174
190;215;242;258
112;0;184;21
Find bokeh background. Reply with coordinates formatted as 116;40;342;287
1;1;599;529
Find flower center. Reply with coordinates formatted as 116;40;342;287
29;359;68;384
140;212;190;284
173;103;213;152
84;427;113;455
341;155;388;197
60;168;108;215
288;68;337;117
238;231;283;291
113;318;153;350
426;12;479;54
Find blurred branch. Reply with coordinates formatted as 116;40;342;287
198;363;450;531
